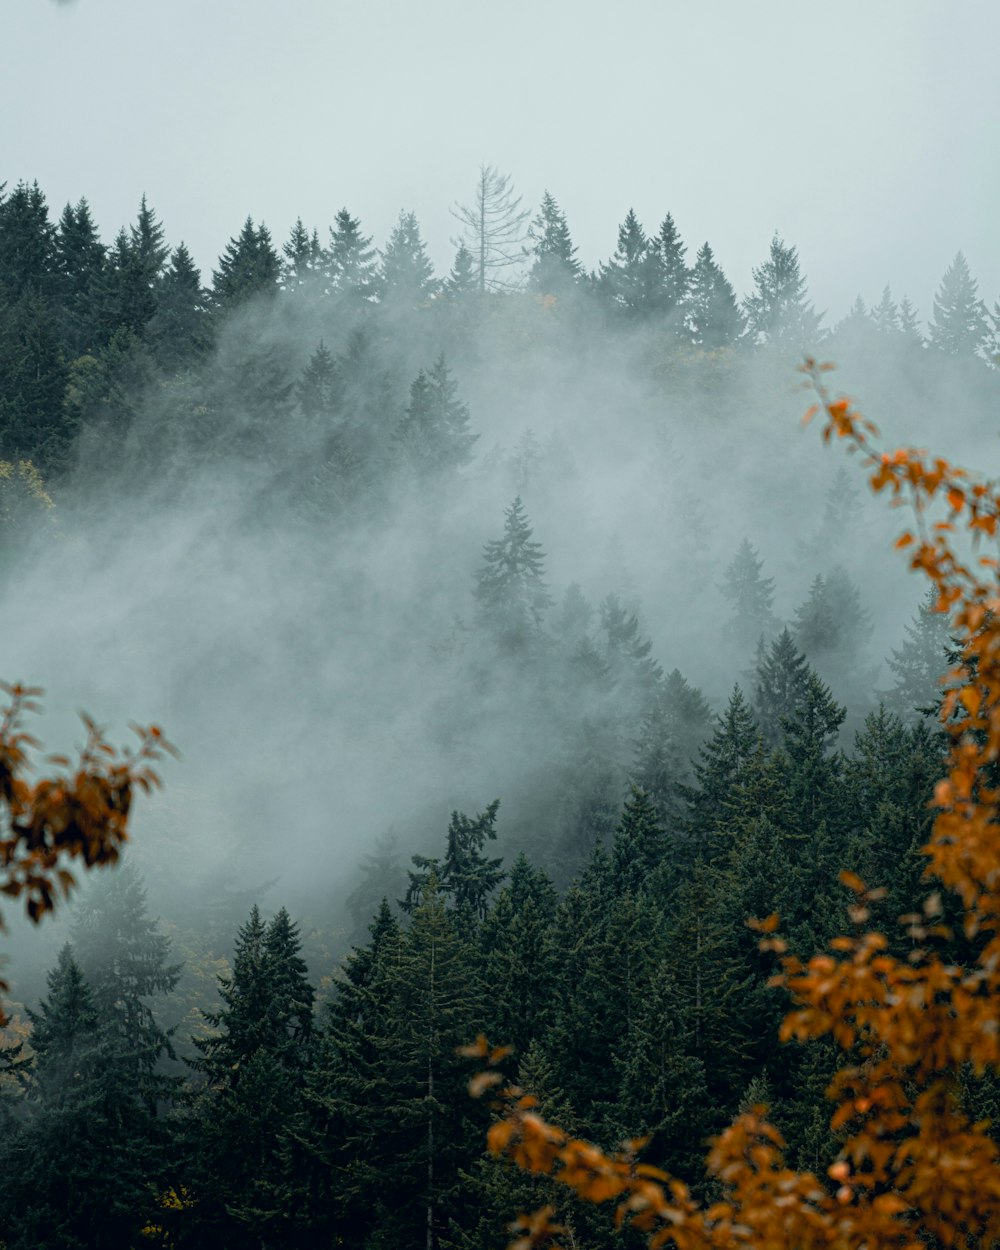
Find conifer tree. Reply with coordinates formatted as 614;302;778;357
686;242;745;348
792;565;873;694
295;339;338;422
870;285;900;336
0;288;71;468
281;216;323;289
151;241;212;371
0;180;57;301
722;538;778;651
526;191;582;297
54;197;107;357
211;215;281;309
598;209;653;317
928;251;988;357
474;496;553;655
685;685;761;857
377;209;439;309
396;353;478;477
324;208;378;304
882;586;953;718
754;627;811;747
647;212;689;331
898;294;924;347
743;233;824;348
129;193;169;284
609;786;669;896
405;801;505;919
443;242;478;299
103;226;158;339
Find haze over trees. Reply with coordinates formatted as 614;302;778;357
0;169;999;1247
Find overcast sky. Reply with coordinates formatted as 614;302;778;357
5;0;999;322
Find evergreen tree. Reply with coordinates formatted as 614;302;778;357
396;353;478;477
526;191;582;297
870;285;900;336
474;496;553;655
754;628;811;747
150;241;212;371
686;242;745;348
129;193;169;283
324;207;378;303
898;295;924;347
211;216;281;309
377;209;439;309
928;251;988;357
295;338;338;422
598;208;653;317
599;592;663;715
345;829;404;942
722;538;778;651
53;197;107;357
882;586;953;718
743;233;824;348
685;685;761;858
792;565;873;695
405;801;505;919
647;212;689;330
0;180;57;301
609;786;669;896
102;226;158;339
281;216;323;289
0;288;72;468
443;242;478;299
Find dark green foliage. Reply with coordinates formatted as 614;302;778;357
0;287;72;467
609;786;668;895
0;180;57;301
754;628;811;748
743;234;823;348
281;216;323;289
598;208;654;317
211;216;281;309
647;212;690;331
405;800;505;919
54;197;107;357
686;685;761;859
151;241;213;371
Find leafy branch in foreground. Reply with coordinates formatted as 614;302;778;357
0;681;174;1021
468;360;1000;1250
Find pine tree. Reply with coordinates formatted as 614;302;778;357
474;496;553;656
451;165;530;294
743;233;824;348
686;242;745;349
377;209;439;309
396;353;478;477
928;251;988;357
211;216;281;309
526;191;582;297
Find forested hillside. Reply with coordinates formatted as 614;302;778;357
1;174;999;1248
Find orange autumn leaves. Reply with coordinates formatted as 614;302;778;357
0;681;174;1023
469;361;1000;1250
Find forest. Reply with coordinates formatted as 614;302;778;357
0;171;999;1248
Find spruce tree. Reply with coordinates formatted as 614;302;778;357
443;243;478;299
377;209;439;309
396;353;478;477
754;628;811;747
0;180;57;301
722;538;778;651
685;685;761;858
54;197;107;356
647;212;689;331
598;208;653;317
928;251;988;357
281;216;323;289
870;285;900;336
211;216;281;309
686;242;745;348
324;207;378;303
526;191;582;297
474;496;553;656
743;233;824;348
295;339;338;422
0;288;71;468
150;241;212;371
882;586;953;718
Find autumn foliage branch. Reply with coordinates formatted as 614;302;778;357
469;360;1000;1250
0;681;174;1022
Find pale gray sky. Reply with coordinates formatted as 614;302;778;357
5;0;1000;321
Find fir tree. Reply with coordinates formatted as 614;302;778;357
405;801;505;920
150;241;212;370
211;216;281;309
53;197;107;357
325;207;378;303
647;212;689;331
295;339;338;422
598;208;653;317
685;685;761;858
281;216;323;289
754;628;811;747
443;242;478;299
686;242;745;348
0;180;57;301
377;209;439;309
870;285;900;336
928;251;988;357
526;191;582;297
882;586;953;718
609;786;669;896
0;288;72;468
474;496;553;655
722;538;778;652
743;233;824;348
396;353;478;477
129;193;169;283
